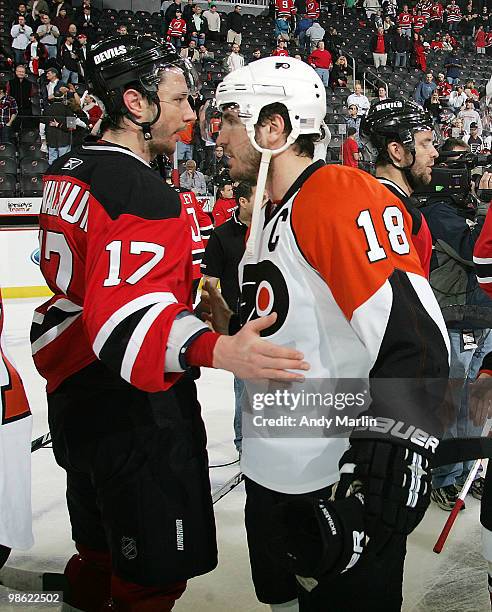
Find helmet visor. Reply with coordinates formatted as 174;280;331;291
202;100;252;143
139;56;201;97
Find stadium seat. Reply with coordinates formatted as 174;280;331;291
0;158;16;175
18;143;45;161
0;174;16;196
20;157;49;176
19;130;40;144
20;174;43;197
0;142;16;158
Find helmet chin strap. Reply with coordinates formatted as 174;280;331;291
389;148;417;191
245;126;299;259
125;94;161;141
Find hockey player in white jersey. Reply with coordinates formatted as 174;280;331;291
209;57;451;611
0;291;33;571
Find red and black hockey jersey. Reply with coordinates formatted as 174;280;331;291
275;0;295;17
446;4;462;22
168;17;187;38
306;0;320;19
398;11;413;26
430;2;443;21
176;188;213;280
31;142;211;393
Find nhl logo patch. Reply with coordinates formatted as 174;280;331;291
121;536;137;560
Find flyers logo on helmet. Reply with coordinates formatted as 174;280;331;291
241;260;289;336
93;45;127;65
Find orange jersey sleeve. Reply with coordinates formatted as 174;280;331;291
291;165;424;321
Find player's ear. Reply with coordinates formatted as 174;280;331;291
387;140;404;164
122;88;147;120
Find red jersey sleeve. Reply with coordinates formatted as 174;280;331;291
474;204;492;298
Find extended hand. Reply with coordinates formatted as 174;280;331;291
213;313;309;381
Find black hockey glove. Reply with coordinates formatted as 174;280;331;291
336;439;432;554
268;492;367;580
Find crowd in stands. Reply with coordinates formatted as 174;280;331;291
0;0;492;197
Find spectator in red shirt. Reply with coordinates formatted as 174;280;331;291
342;127;359;167
430;33;444;50
167;10;186;51
308;41;332;87
398;4;413;37
436;72;452;97
475;25;486;53
271;40;289;56
413;9;427;33
212;182;237;226
370;26;389;69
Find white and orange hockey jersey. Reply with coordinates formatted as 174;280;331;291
0;289;33;550
239;161;450;494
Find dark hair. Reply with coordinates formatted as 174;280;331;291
234;181;254;202
256;102;319;158
347;127;357;136
441;137;469;152
219;181;233;196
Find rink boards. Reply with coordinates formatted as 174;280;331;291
0;195;214;299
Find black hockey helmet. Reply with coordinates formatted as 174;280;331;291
360;98;434;156
86;34;200;140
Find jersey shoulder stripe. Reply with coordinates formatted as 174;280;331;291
46;143;181;222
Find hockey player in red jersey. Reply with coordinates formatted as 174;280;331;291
0;289;33;572
360;99;435;277
175;187;213;297
31;35;308;612
211;57;450;611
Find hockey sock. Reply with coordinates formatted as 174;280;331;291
64;543;111;612
270;600;300;612
0;545;11;571
110;574;186;612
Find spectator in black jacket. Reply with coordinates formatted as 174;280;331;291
201;144;230;190
226;5;243;45
323;26;343;59
392;25;410;67
41;97;75;164
76;6;97;43
58;33;80;84
187;4;208;46
6;63;34;131
182;0;194;21
330;54;349;88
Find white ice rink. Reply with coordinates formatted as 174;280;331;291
0;298;490;612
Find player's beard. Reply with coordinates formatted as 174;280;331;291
230;142;262;184
409;163;432;190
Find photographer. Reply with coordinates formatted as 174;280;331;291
420;138;492;510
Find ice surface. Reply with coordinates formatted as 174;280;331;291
0;299;489;611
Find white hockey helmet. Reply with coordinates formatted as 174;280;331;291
214;56;326;155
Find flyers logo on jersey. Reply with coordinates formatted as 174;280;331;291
93;45;127;65
241;260;289;337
